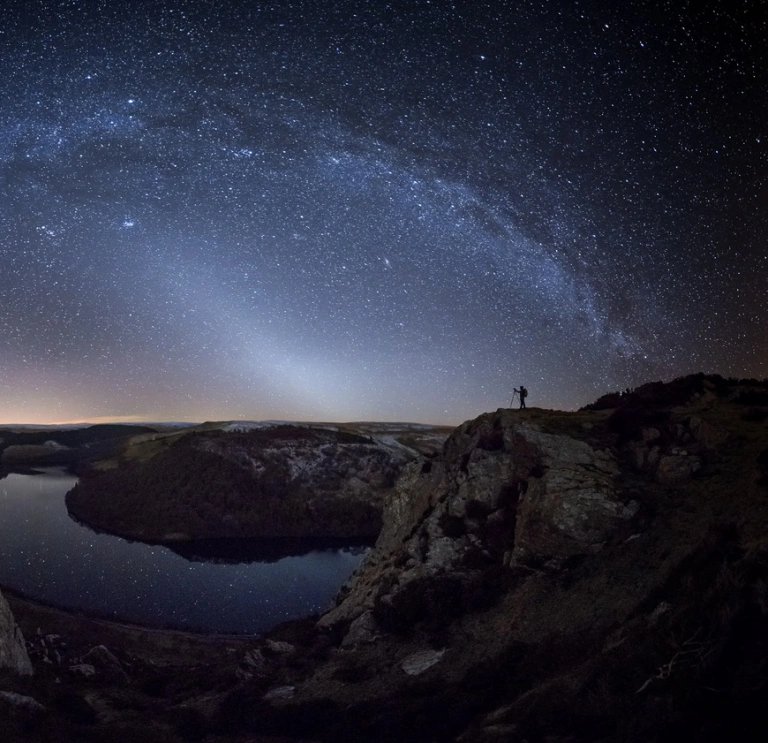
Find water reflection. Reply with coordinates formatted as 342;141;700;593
0;468;368;633
167;536;373;565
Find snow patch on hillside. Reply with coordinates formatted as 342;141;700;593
221;421;293;432
372;435;421;457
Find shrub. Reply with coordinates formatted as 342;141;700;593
737;390;768;406
742;407;768;423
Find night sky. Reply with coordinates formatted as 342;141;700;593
1;0;766;425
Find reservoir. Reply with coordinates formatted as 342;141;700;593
0;468;367;633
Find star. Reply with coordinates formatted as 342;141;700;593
0;0;764;425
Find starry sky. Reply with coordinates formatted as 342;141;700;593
1;0;766;425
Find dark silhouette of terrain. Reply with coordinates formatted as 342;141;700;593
2;374;768;742
166;536;373;565
0;424;157;469
0;424;157;449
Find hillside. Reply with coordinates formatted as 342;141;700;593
2;374;768;742
0;424;158;468
65;423;448;542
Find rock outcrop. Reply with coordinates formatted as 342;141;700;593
321;409;640;630
321;381;750;639
242;377;768;743
509;424;637;565
0;590;33;676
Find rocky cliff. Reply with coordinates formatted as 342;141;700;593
224;375;768;742
0;590;32;676
319;407;642;631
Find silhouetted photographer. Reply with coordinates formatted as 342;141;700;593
512;385;528;409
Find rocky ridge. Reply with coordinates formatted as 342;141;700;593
234;375;768;742
320;408;643;632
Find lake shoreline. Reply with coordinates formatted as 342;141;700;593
0;467;368;634
0;583;263;639
3;586;269;676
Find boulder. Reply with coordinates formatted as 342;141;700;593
82;645;128;683
243;648;266;670
401;648;446;676
263;685;296;701
0;691;45;716
647;446;661;470
656;454;701;484
236;648;268;681
688;416;729;449
641;427;661;443
0;590;33;676
264;639;295;656
69;663;96;678
341;610;379;647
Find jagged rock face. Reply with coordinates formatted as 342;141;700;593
510;425;637;565
620;413;729;485
0;591;33;676
321;410;639;632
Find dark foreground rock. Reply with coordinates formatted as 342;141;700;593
0;590;33;676
222;375;768;743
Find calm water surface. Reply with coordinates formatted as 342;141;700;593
0;468;367;633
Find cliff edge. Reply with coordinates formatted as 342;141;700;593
225;375;768;742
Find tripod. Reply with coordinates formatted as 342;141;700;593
510;390;519;407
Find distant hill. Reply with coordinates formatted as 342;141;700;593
0;424;158;448
79;419;452;472
0;424;159;468
66;423;452;542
